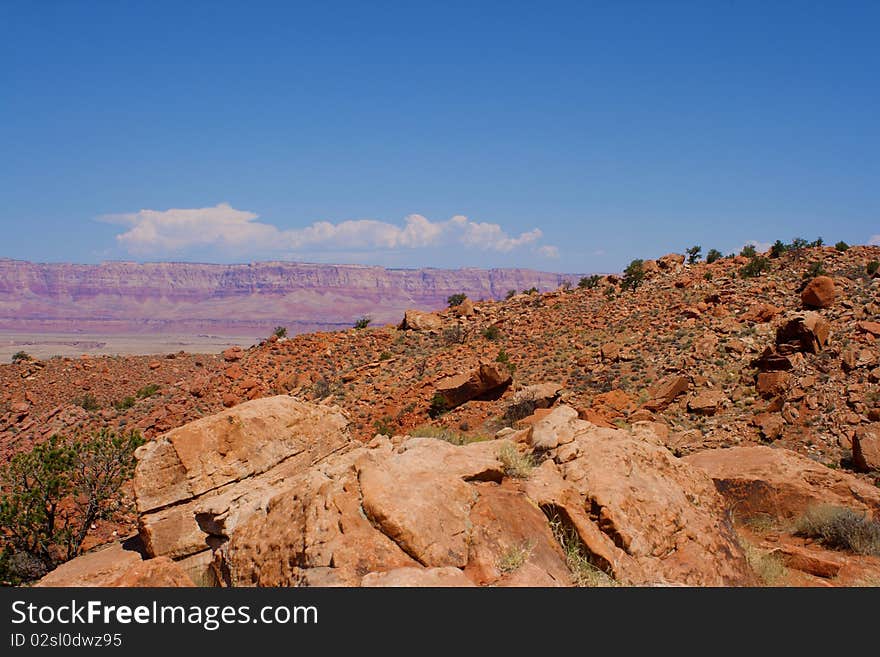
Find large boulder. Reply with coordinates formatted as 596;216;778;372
434;361;512;410
801;276;836;309
776;312;830;354
133;396;351;566
642;375;690;411
399;310;443;331
853;425;880;472
35;543;142;587
525;415;753;586
684;446;880;520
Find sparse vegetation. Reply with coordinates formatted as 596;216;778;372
272;326;288;339
136;384;160;399
311;378;331;399
409;425;488;445
11;351;31;364
740;244;757;258
705;249;722;264
378;351;392;361
496;540;533;574
505;289;516;300
113;396;135;411
795;505;880;556
428;394;449;419
741;540;788;585
686;245;702;264
76;394;100;411
447;293;467;308
546;511;616;587
442;324;470;345
481;325;501;341
522;287;539;295
497;443;534;479
868;260;879;276
805;260;826;278
495;348;515;373
373;416;395;436
835;240;850;252
0;429;144;584
353;317;371;330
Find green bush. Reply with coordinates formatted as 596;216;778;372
740;256;770;278
136;384;160;399
867;260;879;276
447;293;467;307
740;244;757;258
835;241;850;252
481;325;502;341
522;287;538;295
76;394;100;411
705;249;722;264
0;429;145;583
11;351;31;364
353;317;371;330
578;275;601;289
428;394;449;419
113;396;135;411
505;289;516;300
272;326;287;339
770;240;788;258
496;348;516;373
621;259;645;291
685;245;701;264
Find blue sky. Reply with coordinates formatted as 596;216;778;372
1;1;878;273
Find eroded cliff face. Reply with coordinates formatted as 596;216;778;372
0;259;576;333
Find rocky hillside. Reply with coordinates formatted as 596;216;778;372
0;259;577;334
4;243;880;587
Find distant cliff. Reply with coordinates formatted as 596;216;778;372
0;259;580;335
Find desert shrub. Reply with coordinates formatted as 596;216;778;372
835;241;850;252
442;324;469;345
0;429;144;584
481;325;501;341
496;541;534;574
311;378;331;399
811;237;824;247
497;443;534;479
272;326;287;339
378;351;392;361
495;349;516;373
502;395;538;426
76;394;100;411
705;249;722;264
353;317;371;330
804;260;826;278
578;275;601;289
740;244;757;258
621;259;645;291
505;289;516;300
447;293;467;307
428;394;449;419
136;384;160;399
522;287;538;295
867;260;879;276
373;416;395;436
739;256;770;278
686;245;702;264
546;510;616;586
790;237;809;250
741;541;788;586
113;396;135;411
11;351;31;364
409;425;488;446
795;506;880;556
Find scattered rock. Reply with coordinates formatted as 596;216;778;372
434;361;512;410
400;310;443;331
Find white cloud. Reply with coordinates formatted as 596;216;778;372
868;235;880;246
100;204;554;259
536;245;560;259
742;239;772;253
